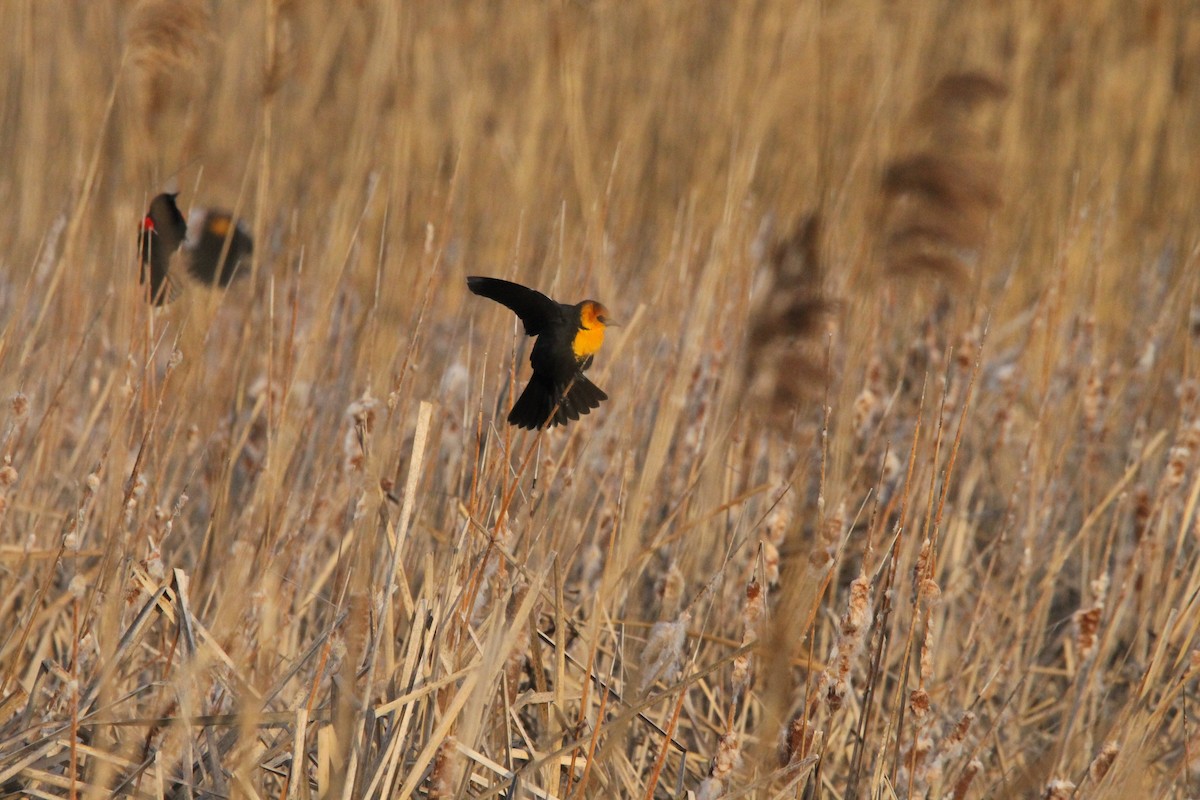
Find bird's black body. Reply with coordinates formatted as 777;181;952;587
138;193;188;305
138;193;253;305
467;276;611;429
186;209;253;286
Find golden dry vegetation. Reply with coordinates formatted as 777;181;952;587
2;2;1200;797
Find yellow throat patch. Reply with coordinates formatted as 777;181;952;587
573;325;605;360
206;216;232;237
572;301;608;360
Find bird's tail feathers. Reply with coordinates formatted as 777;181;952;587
508;374;607;430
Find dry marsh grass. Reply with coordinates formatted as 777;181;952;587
2;2;1200;798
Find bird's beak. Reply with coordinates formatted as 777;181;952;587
603;316;621;328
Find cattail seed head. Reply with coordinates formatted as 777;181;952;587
845;574;872;634
1165;446;1189;489
697;732;743;800
810;500;844;573
761;539;780;586
1083;358;1107;437
742;578;765;632
658;561;686;617
779;714;820;767
853;387;882;439
1074;604;1103;661
909;688;930;719
951;758;983;800
343;393;379;472
1179;380;1200;419
1042;779;1076;799
1087;741;1119;783
428;736;458;798
641;611;690;691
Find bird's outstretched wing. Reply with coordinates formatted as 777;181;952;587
467;276;560;336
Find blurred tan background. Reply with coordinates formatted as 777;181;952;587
2;2;1199;797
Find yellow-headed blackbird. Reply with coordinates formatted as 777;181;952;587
468;276;615;429
138;193;253;305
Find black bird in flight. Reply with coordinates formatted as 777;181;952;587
468;276;615;429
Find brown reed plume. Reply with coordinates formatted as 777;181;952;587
880;72;1007;282
127;0;211;132
744;213;836;428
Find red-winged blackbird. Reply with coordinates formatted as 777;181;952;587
468;276;615;429
138;193;253;305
